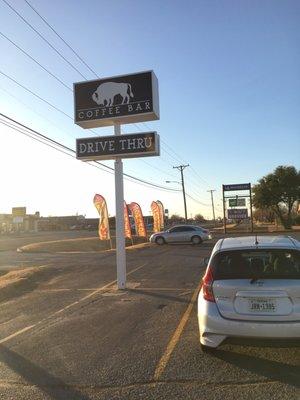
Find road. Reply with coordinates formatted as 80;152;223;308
0;234;299;399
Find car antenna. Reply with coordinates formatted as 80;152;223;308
254;234;259;245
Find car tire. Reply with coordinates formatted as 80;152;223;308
155;236;165;245
191;235;202;245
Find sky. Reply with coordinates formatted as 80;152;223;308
0;0;299;219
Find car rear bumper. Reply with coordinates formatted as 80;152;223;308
198;295;300;347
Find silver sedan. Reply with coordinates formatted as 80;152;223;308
149;224;212;245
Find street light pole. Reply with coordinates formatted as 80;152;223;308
173;164;189;222
207;189;216;227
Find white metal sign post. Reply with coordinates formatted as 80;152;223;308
114;124;126;289
74;71;160;290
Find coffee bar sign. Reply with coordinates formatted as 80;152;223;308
76;132;159;161
74;70;160;290
74;71;159;128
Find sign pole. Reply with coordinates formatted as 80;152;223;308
114;124;126;289
249;183;254;234
222;185;227;234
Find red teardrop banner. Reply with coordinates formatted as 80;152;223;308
151;201;161;233
93;194;111;240
124;201;132;239
156;200;165;231
129;202;147;237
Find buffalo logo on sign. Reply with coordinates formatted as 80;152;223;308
92;82;134;106
74;71;159;128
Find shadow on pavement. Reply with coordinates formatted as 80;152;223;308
126;288;190;304
0;345;90;400
213;348;300;388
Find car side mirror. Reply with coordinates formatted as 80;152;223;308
200;256;210;268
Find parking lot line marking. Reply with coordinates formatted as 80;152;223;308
133;288;193;292
49;262;148;315
36;287;193;293
0;262;148;344
0;325;35;344
153;279;202;381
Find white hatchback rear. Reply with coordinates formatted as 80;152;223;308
198;236;300;349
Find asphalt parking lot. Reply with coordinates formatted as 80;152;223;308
0;234;299;399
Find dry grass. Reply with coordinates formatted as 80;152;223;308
0;266;46;289
18;236;149;253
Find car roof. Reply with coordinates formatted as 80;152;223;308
169;224;201;229
213;236;300;253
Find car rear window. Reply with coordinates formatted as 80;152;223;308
211;249;300;280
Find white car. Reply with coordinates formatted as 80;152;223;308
149;225;212;245
198;236;300;350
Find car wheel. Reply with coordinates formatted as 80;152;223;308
155;236;165;245
191;235;202;245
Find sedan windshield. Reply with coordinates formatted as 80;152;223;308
212;249;300;280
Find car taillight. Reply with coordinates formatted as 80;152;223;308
202;267;215;302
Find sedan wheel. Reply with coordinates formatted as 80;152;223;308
191;235;202;245
191;236;202;244
155;236;165;245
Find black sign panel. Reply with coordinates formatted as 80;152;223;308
223;183;251;191
76;132;160;161
228;208;248;219
74;71;159;128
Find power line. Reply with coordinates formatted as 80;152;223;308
0;113;181;193
4;0;207;193
24;0;99;78
0;69;72;119
138;159;178;180
189;165;211;187
0;62;211;202
1;1;199;191
0;30;72;91
0;4;210;198
2;0;88;79
185;187;211;207
161;138;188;164
0;84;77;142
185;194;211;207
0;119;76;160
0;69;188;190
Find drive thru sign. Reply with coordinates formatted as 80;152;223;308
74;71;160;289
76;132;159;161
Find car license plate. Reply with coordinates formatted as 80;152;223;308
248;298;277;313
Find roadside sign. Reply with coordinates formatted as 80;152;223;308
229;198;246;207
228;208;248;219
13;216;24;224
74;69;160;290
76;132;159;161
12;207;26;217
223;183;250;191
74;71;159;128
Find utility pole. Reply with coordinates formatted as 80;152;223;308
173;164;189;222
207;189;216;227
